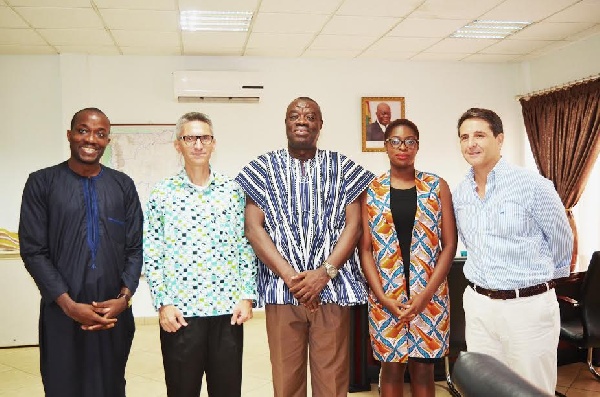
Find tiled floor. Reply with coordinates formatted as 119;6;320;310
1;313;599;396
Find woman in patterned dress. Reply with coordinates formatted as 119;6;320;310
359;118;457;397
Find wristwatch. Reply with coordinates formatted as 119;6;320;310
321;261;338;279
117;293;132;308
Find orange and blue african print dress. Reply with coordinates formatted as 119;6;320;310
366;170;449;362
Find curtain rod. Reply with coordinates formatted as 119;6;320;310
515;73;600;101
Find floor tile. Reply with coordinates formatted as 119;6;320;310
126;374;167;397
0;368;41;392
562;389;600;397
570;368;600;392
0;362;13;373
557;362;583;388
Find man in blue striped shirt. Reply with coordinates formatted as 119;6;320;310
452;108;573;395
236;97;375;397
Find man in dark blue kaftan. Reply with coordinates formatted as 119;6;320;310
19;108;143;397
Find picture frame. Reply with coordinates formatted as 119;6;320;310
361;96;405;152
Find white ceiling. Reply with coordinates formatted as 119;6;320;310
0;0;599;62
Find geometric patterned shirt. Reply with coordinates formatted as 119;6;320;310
143;169;257;317
235;149;374;307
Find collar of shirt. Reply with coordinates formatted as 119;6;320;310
466;157;510;197
174;168;228;190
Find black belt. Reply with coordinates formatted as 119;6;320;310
468;280;555;300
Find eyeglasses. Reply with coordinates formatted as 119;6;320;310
178;135;214;146
385;137;418;149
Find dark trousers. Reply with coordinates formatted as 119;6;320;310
160;315;243;397
40;303;134;397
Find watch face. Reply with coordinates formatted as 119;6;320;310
326;265;337;278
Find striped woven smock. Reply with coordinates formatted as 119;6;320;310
235;149;375;307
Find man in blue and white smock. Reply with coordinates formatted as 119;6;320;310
453;108;573;395
235;97;375;397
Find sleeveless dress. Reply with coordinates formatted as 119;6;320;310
365;170;450;362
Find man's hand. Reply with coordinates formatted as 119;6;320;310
159;305;188;333
230;299;253;325
56;293;118;331
91;297;128;319
66;302;118;331
289;268;329;306
82;295;130;331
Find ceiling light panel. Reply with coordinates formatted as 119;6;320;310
451;20;532;39
180;10;253;32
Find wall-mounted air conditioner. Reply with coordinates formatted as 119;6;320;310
173;71;264;103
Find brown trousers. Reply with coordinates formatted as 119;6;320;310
265;304;350;397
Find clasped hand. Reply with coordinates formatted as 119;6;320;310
382;293;429;324
287;269;329;312
66;298;128;331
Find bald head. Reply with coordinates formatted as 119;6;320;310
376;102;391;126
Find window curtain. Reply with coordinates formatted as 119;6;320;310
519;78;600;268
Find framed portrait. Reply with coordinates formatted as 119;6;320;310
361;96;405;152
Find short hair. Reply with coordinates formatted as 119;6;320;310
70;107;109;129
175;112;213;138
457;108;503;137
384;118;420;139
287;96;322;120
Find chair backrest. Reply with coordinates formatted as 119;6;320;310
447;258;469;352
582;251;600;346
452;352;553;397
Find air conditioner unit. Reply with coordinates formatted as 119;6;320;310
173;71;264;103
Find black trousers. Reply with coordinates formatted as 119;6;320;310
40;303;134;397
160;315;244;397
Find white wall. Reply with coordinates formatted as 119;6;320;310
520;33;600;93
59;55;524;187
1;34;597;316
0;56;63;231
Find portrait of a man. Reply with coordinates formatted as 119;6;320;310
362;97;405;152
366;102;391;141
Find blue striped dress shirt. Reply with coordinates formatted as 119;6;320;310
453;158;573;290
235;149;375;306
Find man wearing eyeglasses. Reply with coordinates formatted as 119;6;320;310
452;108;573;395
143;112;257;397
236;97;375;397
19;107;143;397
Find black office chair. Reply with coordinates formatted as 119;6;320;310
452;352;553;397
445;258;469;396
558;250;600;380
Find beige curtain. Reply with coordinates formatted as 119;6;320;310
519;78;600;267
